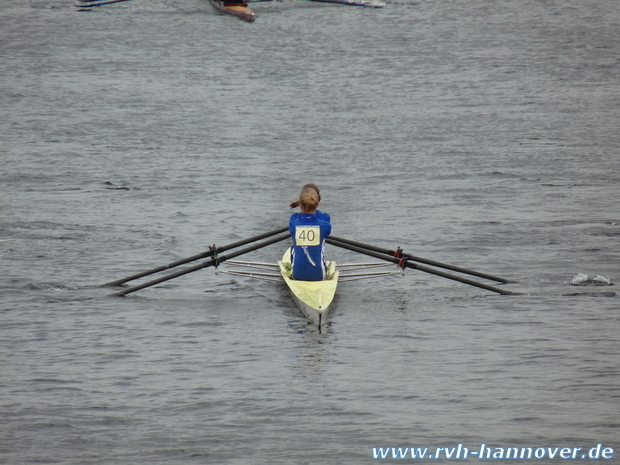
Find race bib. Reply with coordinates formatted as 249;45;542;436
295;226;320;246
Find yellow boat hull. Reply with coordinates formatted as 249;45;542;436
278;249;339;327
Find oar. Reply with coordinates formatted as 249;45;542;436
102;226;288;287
114;233;290;297
329;235;511;284
307;0;384;7
76;0;133;8
326;238;519;295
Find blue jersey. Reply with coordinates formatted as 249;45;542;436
315;209;330;223
289;212;332;281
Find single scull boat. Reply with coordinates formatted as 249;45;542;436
108;229;516;326
278;249;339;327
221;248;400;328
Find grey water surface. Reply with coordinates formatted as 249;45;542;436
1;0;619;463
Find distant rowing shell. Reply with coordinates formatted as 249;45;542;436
208;0;383;22
209;0;255;22
309;0;385;8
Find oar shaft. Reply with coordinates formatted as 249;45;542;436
104;251;212;287
308;0;378;6
103;226;288;287
329;235;510;284
407;261;517;295
114;233;290;297
114;259;216;297
326;238;518;295
77;0;133;8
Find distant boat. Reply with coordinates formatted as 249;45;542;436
309;0;384;7
208;0;383;23
209;0;255;22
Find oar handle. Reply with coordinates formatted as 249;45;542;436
103;226;288;287
326;238;518;296
329;235;511;284
114;233;290;297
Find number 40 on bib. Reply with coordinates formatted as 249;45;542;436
295;226;320;246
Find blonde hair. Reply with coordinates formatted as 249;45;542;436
298;185;320;212
290;183;321;209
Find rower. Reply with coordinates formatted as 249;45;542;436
289;185;332;281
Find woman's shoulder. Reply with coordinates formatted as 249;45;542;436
315;210;331;222
289;212;311;226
